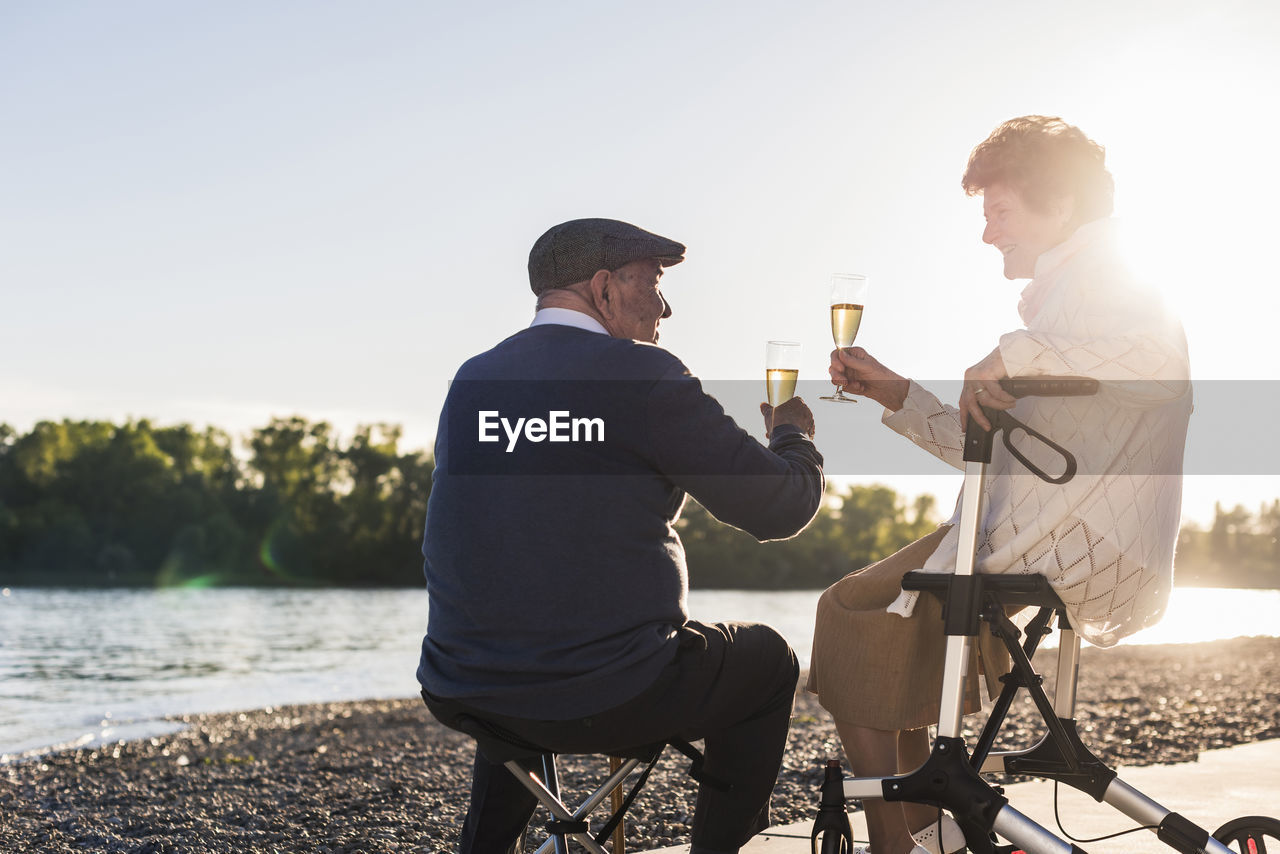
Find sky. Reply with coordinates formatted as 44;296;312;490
3;0;1279;527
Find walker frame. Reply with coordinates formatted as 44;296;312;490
812;376;1280;854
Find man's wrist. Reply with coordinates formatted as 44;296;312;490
770;423;811;440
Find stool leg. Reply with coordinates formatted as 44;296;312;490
539;754;570;854
609;756;625;853
501;754;621;854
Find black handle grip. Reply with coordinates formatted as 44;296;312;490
1001;419;1077;484
999;376;1098;399
964;408;1079;483
962;377;1093;481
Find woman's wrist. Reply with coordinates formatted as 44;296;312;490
877;377;910;412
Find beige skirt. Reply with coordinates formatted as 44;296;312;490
806;526;1011;732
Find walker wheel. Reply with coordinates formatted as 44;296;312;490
1213;815;1280;853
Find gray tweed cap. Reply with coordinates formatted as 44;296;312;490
528;218;685;294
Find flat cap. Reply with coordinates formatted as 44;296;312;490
528;218;685;294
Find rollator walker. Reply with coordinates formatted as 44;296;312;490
811;376;1280;854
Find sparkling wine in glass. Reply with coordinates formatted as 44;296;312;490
820;273;869;402
765;340;801;407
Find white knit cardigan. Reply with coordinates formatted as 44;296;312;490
883;219;1193;648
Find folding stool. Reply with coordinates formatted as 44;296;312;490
427;698;719;854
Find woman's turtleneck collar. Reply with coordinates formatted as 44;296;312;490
1017;218;1117;324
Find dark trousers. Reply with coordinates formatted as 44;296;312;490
433;621;799;854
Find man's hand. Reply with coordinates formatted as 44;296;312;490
761;397;815;439
959;346;1017;431
830;347;909;411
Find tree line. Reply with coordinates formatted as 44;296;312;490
0;418;1272;589
0;418;432;587
1175;502;1280;588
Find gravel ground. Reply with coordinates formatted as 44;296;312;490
2;636;1278;853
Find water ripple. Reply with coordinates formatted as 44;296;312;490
2;585;1276;761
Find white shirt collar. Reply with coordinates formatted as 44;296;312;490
530;307;610;335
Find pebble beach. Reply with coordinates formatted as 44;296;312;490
2;636;1278;853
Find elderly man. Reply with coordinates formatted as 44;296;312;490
418;218;825;854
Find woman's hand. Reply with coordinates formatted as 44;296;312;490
830;347;909;411
959;346;1017;430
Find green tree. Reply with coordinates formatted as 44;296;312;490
0;420;252;585
335;424;433;586
0;423;20;565
245;417;346;584
681;483;939;589
149;424;249;587
1210;501;1253;556
1259;500;1280;560
239;417;434;586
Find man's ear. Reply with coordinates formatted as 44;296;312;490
588;269;612;315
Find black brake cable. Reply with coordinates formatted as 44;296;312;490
1052;779;1159;843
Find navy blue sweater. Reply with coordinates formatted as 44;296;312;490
417;324;824;719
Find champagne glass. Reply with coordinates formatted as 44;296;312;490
765;340;801;407
820;272;869;402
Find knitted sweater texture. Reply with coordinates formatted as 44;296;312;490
884;219;1192;647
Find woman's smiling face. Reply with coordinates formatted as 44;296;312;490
981;182;1076;279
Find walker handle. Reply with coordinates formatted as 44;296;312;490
999;375;1098;398
963;376;1097;480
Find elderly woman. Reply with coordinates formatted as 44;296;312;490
807;116;1192;854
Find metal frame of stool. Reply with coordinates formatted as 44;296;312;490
503;752;646;854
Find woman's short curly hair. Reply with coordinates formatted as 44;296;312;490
962;116;1114;226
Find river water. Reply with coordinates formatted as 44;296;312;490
2;585;1277;761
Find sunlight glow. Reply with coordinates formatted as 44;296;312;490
1112;587;1280;647
1098;50;1280;381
